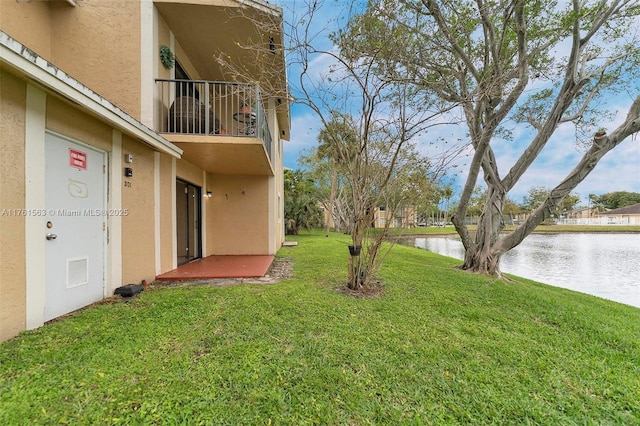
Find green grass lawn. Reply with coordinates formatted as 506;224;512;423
2;231;639;424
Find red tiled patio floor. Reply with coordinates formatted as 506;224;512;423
156;255;274;280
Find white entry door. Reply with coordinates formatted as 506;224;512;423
44;133;106;321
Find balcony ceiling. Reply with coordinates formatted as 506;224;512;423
154;1;285;90
165;134;274;176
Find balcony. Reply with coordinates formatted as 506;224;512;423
156;79;273;175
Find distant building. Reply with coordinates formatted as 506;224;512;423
597;203;640;225
320;204;418;231
372;206;417;229
566;207;600;220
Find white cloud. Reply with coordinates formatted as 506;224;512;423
576;138;640;200
284;105;322;169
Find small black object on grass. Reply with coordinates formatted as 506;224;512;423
114;284;144;297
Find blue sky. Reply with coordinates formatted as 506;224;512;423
276;1;640;207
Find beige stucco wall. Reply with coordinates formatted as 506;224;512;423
121;135;156;284
272;120;285;250
1;0;142;120
204;172;216;256
0;71;27;341
49;1;142;119
45;98;112;152
159;155;175;273
0;0;52;59
156;13;172;129
209;175;270;255
176;159;203;186
264;98;285;250
157;14;172;80
173;39;200;80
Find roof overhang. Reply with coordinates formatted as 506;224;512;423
0;31;183;158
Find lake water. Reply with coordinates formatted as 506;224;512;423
408;233;640;309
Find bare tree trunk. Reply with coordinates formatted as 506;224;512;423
459;187;506;275
459;95;640;276
325;165;338;236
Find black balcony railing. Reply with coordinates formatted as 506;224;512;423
156;79;272;159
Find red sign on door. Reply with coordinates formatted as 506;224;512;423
69;148;87;170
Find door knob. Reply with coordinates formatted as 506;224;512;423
46;233;57;240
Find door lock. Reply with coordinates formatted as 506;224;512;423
46;233;57;240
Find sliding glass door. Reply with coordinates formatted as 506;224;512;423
176;179;202;266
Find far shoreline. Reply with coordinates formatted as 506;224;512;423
386;224;640;239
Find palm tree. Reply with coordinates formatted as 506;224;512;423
443;186;453;225
283;169;323;234
317;113;359;236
